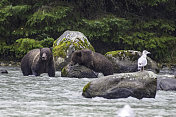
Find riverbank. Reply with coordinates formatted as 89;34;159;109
0;61;20;67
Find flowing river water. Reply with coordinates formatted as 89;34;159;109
0;66;176;117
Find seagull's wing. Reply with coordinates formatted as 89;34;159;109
138;56;147;67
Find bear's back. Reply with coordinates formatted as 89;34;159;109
93;52;110;64
28;49;40;63
93;52;114;75
21;49;40;67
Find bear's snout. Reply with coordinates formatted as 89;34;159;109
41;53;47;60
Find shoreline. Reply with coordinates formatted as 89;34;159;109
0;61;175;75
0;61;20;67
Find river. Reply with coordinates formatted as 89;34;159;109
0;66;176;117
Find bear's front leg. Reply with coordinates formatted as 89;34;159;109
48;67;55;77
32;69;39;76
47;62;55;77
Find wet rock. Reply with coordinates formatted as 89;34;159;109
82;71;157;99
0;69;8;74
61;63;98;78
157;78;176;91
53;30;94;71
105;50;160;73
174;71;176;78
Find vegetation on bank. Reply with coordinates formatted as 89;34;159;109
0;0;176;63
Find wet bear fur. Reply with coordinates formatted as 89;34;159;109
71;49;113;76
21;48;55;77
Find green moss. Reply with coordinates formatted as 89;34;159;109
53;37;95;59
53;38;71;58
83;82;91;93
83;38;95;51
106;50;139;61
61;67;67;77
106;50;123;57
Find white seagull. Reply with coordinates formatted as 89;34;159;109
138;50;150;71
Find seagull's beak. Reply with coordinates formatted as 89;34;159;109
147;52;151;54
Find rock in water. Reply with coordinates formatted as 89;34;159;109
61;63;98;78
53;30;94;70
105;50;159;73
157;78;176;91
0;69;8;74
82;71;157;99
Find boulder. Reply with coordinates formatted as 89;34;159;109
53;30;94;70
105;50;160;73
82;71;157;99
159;65;176;75
61;63;98;78
157;78;176;91
0;69;8;74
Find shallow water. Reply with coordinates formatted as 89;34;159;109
0;66;176;117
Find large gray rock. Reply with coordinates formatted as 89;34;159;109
105;50;160;73
53;30;94;70
157;78;176;91
61;63;98;78
82;71;157;99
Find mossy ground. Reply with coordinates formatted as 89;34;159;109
106;50;140;61
61;67;67;77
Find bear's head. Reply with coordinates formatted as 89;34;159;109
71;49;92;65
71;50;82;65
40;48;53;61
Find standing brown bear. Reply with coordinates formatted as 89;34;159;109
71;49;113;76
21;48;55;77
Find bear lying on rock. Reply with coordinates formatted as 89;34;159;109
71;49;113;76
21;48;55;77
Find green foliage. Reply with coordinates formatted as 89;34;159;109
0;38;55;60
40;37;54;47
141;0;169;6
0;5;31;40
15;38;43;59
0;0;176;63
79;16;131;43
0;41;15;60
79;15;176;62
24;5;73;38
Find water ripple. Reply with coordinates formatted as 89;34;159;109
0;66;176;117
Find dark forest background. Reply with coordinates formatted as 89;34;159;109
0;0;176;64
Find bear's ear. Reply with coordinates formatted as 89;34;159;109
50;47;53;52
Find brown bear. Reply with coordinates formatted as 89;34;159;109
21;48;55;77
71;49;113;76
